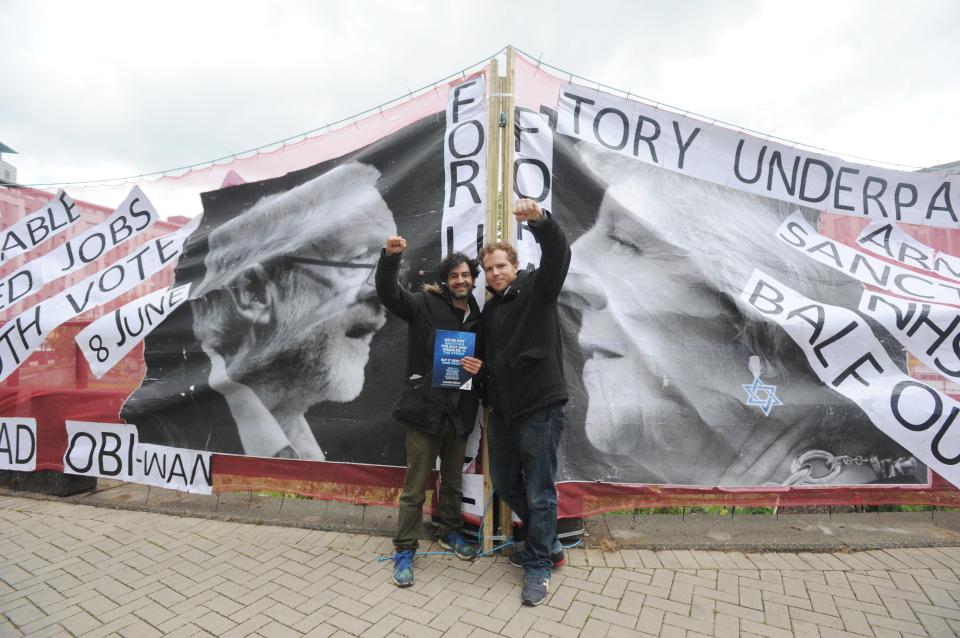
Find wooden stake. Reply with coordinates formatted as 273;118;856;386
480;56;500;554
498;46;516;549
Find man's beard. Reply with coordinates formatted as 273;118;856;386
237;300;385;410
449;285;473;300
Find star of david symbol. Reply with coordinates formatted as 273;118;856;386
742;376;783;416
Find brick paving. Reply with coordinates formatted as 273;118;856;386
2;496;960;637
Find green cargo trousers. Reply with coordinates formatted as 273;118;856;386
394;417;467;551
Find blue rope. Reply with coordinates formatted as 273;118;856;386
478;539;516;558
377;550;454;563
377;486;584;563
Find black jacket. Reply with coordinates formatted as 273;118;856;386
375;250;481;436
482;213;571;418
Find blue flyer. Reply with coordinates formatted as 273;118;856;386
432;330;476;390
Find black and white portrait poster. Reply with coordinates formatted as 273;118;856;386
117;52;960;494
513;53;960;489
122;72;491;468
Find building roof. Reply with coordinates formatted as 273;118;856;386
0;142;17;154
920;159;960;174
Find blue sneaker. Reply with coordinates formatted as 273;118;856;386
521;569;550;606
439;530;479;560
392;550;414;587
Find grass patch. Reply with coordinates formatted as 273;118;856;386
609;505;957;517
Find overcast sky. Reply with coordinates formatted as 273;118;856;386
3;0;959;190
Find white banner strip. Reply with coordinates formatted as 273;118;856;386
859;290;960;380
0;187;159;311
62;421;212;494
558;84;960;229
0;190;82;265
442;76;487;259
133;442;212;495
777;211;960;306
76;283;190;379
0;217;199;382
857;221;960;282
513;107;554;270
461;473;484;518
0;417;36;471
63;421;139;480
741;269;959;487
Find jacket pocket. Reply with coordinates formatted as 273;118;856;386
509;347;546;368
392;374;448;432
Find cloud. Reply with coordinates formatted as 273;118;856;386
3;0;957;192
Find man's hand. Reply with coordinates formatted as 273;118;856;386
513;198;545;224
461;356;483;376
385;236;407;256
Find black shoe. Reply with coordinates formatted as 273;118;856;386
521;570;550;606
508;545;565;569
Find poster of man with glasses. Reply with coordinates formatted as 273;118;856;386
122;116;450;464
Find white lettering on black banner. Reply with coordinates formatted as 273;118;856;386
0;417;36;471
558;84;959;229
741;269;959;487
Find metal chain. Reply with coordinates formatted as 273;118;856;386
783;449;919;486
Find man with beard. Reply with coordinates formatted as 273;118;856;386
155;162;394;459
376;236;483;587
480;198;572;607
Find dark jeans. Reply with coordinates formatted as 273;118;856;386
394;418;467;551
488;405;564;574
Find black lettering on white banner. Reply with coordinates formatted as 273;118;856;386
0;418;36;471
742;270;960;487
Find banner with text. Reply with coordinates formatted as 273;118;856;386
511;53;958;491
5;55;960;509
121;71;489;472
0;218;198;382
0;187;158;312
0;190;81;266
557;85;959;229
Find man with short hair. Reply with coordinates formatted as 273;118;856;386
479;198;571;607
376;235;483;587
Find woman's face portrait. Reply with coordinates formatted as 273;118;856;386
561;144;925;486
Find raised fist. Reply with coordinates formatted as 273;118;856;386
385;236;407;256
513;198;545;223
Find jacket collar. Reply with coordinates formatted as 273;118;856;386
487;269;530;300
427;282;481;316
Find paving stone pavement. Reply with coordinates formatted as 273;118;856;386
2;496;960;638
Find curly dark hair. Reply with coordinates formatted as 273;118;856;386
435;252;479;284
